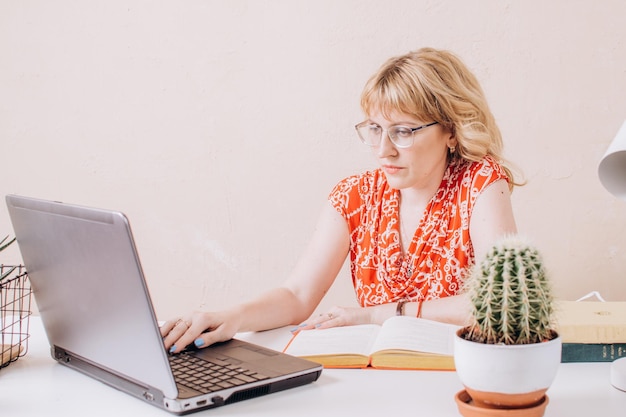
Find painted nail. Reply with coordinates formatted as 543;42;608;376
169;345;177;353
194;338;205;347
290;323;308;333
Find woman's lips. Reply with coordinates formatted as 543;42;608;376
382;165;402;175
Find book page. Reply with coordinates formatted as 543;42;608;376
284;324;381;357
370;316;460;355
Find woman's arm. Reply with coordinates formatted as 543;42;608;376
304;292;472;329
229;201;351;331
162;201;350;352
469;178;518;262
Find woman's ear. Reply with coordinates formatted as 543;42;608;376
447;135;458;150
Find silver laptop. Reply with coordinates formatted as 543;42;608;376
6;194;322;415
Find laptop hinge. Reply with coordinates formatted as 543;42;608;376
51;346;166;408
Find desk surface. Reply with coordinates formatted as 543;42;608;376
2;317;626;416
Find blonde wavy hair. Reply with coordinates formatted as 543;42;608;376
360;47;522;189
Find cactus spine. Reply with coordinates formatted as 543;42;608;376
466;235;555;345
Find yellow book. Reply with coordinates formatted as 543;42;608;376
283;316;460;370
555;300;626;343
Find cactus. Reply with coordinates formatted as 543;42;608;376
465;235;556;345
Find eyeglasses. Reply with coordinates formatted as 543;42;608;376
355;121;439;148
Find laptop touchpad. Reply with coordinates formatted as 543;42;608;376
223;346;277;361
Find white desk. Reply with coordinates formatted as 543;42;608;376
2;317;626;416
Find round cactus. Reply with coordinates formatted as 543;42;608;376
465;235;556;345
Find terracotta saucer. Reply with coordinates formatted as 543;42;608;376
455;390;549;417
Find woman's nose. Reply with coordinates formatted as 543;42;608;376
376;131;397;157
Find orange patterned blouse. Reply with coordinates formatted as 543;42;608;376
329;156;508;307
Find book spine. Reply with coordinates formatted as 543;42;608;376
561;343;626;363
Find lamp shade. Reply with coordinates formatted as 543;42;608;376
599;120;626;201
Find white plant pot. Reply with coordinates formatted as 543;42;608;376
454;328;562;408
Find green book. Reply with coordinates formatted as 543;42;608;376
561;342;626;363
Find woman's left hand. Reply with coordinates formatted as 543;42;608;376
293;305;377;332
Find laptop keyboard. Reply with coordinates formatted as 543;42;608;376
169;353;270;394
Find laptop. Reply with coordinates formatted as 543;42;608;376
5;194;322;415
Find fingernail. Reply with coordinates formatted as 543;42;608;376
315;323;321;328
194;338;205;347
169;345;177;353
290;323;308;333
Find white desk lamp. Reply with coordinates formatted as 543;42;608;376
598;119;626;392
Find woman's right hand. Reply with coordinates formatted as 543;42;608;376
160;308;242;354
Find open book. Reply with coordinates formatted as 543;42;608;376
283;316;460;370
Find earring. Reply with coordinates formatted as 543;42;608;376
449;146;456;154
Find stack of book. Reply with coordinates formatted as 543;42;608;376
556;300;626;363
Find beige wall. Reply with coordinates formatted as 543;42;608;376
2;1;625;320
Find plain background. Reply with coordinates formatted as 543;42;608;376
1;1;625;320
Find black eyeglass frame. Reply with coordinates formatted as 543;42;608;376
355;121;439;148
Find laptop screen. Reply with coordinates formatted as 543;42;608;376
6;194;179;398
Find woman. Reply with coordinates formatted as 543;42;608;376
163;47;519;353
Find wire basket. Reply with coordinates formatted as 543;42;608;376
1;265;32;370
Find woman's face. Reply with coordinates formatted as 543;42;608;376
367;109;455;190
